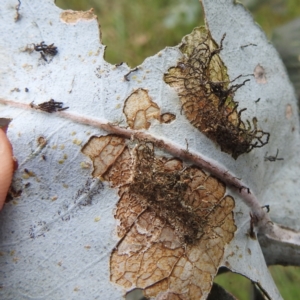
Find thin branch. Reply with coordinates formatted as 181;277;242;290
259;223;300;265
0;97;273;231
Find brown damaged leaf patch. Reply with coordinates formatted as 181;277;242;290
254;64;267;84
82;135;236;299
60;9;97;23
124;88;176;129
160;112;176;124
164;27;269;159
81;135;131;184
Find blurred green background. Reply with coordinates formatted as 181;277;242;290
55;0;300;298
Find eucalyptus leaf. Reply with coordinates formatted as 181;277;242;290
0;0;299;299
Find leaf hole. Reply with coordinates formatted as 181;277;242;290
125;288;148;300
55;0;202;66
214;267;255;299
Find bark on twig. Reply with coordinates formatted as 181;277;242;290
2;97;300;258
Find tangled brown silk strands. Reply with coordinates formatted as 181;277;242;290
164;27;269;159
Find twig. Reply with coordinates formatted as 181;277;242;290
0;97;277;233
